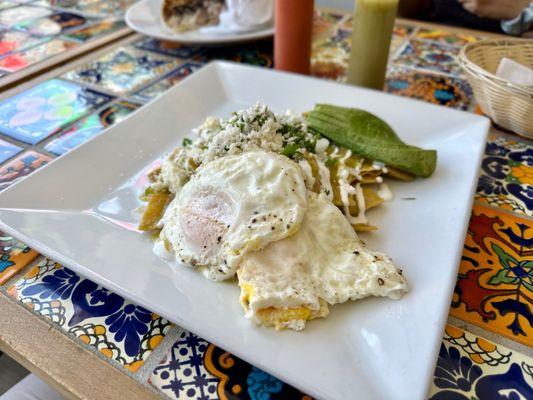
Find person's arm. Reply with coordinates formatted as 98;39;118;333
459;0;533;36
501;5;533;36
457;0;530;20
398;0;432;18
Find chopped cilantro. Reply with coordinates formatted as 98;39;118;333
281;143;301;157
279;123;317;154
182;138;192;147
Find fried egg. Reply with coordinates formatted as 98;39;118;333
159;151;308;280
238;192;408;330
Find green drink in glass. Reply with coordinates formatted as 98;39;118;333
347;0;398;90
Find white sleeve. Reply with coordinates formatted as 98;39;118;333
501;3;533;36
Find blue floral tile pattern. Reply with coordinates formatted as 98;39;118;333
8;259;172;372
429;325;533;399
150;330;311;400
152;326;533;400
150;331;220;399
386;66;473;111
0;79;112;144
61;46;181;95
393;39;463;77
475;131;533;216
132;62;202;102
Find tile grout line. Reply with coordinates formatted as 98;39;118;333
0;36;194;157
0;254;44;292
135;325;185;385
473;199;533;221
448;316;533;358
34;97;147;154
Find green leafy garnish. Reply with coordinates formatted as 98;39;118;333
182;138;192;147
307;104;437;177
281;143;301;157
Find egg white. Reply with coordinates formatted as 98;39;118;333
238;192;408;329
160;151;308;280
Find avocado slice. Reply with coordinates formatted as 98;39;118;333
307;104;437;178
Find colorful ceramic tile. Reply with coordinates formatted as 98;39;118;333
44;100;139;155
0;230;38;285
62;46;180;95
0;150;51;191
450;203;533;347
385;66;473;110
310;26;352;81
429;324;533;399
150;330;311;400
0;38;78;72
393;39;462;77
132;62;202;102
0;79;112;144
310;48;347;81
389;33;407;57
0;138;22;163
133;37;201;59
414;28;479;47
0;5;51;27
312;9;345;40
475;133;533;216
8;259;172;372
316;8;346;24
71;1;115;17
63;19;126;42
114;0;138;13
14;12;87;36
393;24;414;38
193;41;273;68
0;29;44;56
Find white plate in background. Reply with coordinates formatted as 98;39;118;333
126;0;274;44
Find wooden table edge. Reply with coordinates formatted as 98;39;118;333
0;291;162;400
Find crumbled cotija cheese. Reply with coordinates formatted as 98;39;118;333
154;102;317;193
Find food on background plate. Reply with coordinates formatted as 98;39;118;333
139;102;437;330
162;0;274;33
162;0;225;32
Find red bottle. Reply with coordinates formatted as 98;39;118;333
274;0;314;74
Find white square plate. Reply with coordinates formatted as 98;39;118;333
0;62;489;400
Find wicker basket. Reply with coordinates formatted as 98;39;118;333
458;39;533;138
